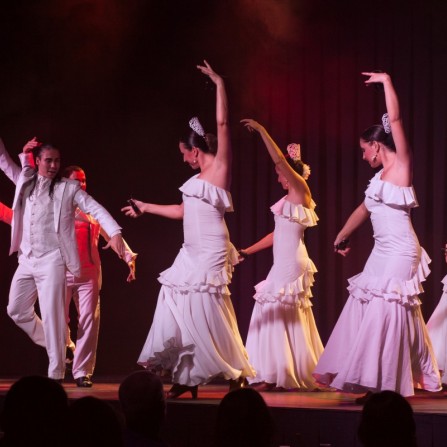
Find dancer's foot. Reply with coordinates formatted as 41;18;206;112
166;383;198;399
355;391;373;405
228;377;248;392
251;382;276;392
75;376;93;388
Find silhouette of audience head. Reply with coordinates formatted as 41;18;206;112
119;370;166;441
358;390;418;447
68;396;123;447
0;375;68;446
215;387;278;447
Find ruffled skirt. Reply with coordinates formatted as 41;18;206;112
137;250;255;386
246;259;323;389
313;248;441;396
427;276;447;384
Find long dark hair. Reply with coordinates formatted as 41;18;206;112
31;143;62;199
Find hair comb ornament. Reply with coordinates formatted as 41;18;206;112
382;113;391;134
302;164;311;180
189;117;205;137
286;143;301;161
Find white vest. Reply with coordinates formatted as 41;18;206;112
21;176;59;257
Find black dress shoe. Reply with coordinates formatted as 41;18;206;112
66;347;74;371
75;376;93;388
166;383;198;399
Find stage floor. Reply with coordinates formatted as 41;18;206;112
1;378;447;447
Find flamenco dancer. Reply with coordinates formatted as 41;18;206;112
239;119;323;391
313;71;441;400
426;244;447;385
122;61;255;398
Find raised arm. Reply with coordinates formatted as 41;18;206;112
362;72;411;167
122;199;184;220
241;119;311;203
334;202;370;256
197;61;231;186
0;138;21;184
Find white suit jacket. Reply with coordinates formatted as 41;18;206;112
0;139;135;277
10;152;122;277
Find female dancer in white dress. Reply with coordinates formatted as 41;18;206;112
122;61;255;398
313;72;441;399
239;119;323;391
426;244;447;384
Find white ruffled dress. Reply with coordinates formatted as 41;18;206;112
246;197;323;389
313;170;441;397
427;276;447;384
137;175;255;386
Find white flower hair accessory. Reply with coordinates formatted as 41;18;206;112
287;143;311;180
382;113;391;134
302;163;311;180
286;143;301;161
189;117;205;137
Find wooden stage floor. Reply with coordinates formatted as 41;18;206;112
1;378;447;447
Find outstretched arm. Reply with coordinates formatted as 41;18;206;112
241;119;310;201
122;199;184;220
240;232;274;258
362;72;411;167
197;61;231;185
334;202;370;256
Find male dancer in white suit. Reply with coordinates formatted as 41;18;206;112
7;137;126;381
0;167;137;387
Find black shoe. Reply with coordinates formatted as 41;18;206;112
166;383;198;399
228;377;248;392
75;376;93;388
355;391;373;405
65;347;74;371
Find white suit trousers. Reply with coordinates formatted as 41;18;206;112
8;249;67;379
65;270;100;379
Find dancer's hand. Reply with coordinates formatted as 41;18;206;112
127;260;136;282
334;236;351;257
362;71;391;86
23;137;41;153
197;60;222;85
240;119;264;134
122;199;144;218
103;234;126;259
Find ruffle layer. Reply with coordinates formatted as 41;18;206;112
270;197;318;227
158;244;239;294
442;275;447;293
253;260;317;306
145;337;195;373
347;249;431;307
180;175;234;211
365;170;418;208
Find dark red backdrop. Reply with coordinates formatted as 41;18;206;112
0;0;446;377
